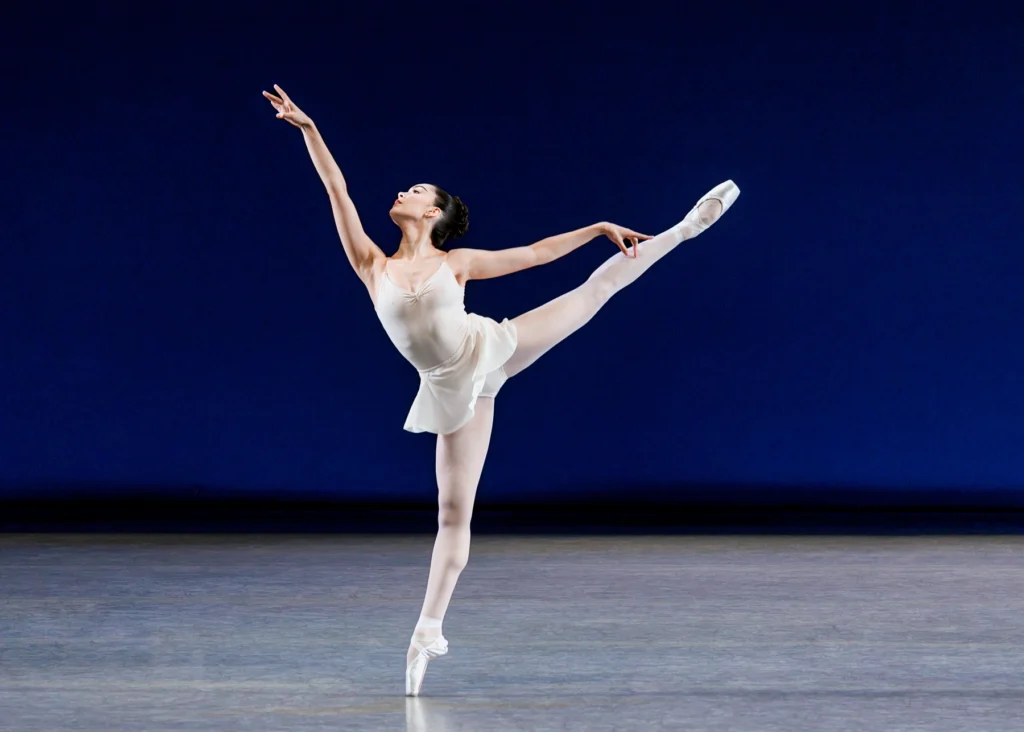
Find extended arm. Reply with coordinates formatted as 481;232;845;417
264;85;384;280
449;222;651;282
301;124;384;277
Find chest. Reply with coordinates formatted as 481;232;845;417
385;258;449;295
374;257;466;315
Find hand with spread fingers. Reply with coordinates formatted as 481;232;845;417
262;84;313;129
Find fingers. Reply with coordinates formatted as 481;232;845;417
608;224;653;243
615;230;640;258
273;84;291;103
263;90;284;105
624;231;649;255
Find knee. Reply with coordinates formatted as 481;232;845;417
584;272;617;306
437;500;471;571
438;498;472;529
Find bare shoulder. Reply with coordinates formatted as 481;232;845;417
444;247;478;278
364;254;390;303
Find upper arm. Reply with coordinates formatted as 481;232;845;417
326;185;385;278
448;246;540;282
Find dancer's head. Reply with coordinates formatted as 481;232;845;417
390;184;469;249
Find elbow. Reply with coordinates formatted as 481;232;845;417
528;244;549;267
326;179;348;199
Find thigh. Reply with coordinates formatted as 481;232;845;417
435;397;495;517
503;281;606;378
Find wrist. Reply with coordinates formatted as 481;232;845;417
593;222;610;237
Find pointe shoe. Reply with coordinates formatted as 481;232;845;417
673;179;741;239
405;634;449;697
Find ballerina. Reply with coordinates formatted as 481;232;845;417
263;84;739;695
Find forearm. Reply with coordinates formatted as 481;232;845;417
301;123;347;193
530;223;605;265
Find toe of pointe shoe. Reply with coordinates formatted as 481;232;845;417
704;180;740;212
405;636;448;697
406;657;427;696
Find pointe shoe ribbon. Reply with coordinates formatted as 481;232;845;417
412;635;449;659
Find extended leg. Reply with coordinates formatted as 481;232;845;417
503;180;739;377
406;396;494;696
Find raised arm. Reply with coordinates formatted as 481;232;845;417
263;85;384;280
448;222;652;282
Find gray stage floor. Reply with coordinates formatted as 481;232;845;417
1;534;1022;731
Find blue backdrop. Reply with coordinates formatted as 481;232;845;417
3;3;1022;503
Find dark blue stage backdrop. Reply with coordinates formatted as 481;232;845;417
2;4;1022;505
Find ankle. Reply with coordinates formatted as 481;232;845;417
412;614;443;640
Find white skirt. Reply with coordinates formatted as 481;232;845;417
402;313;518;435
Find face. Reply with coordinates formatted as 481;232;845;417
389;183;440;225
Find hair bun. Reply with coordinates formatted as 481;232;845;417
449;195;469;239
429;186;470;249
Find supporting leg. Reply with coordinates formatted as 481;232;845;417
406;397;495;696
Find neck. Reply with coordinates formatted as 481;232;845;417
395;220;438;258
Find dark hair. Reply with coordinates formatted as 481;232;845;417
430;186;469;249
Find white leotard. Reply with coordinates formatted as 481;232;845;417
374;257;518;435
375;258;470;372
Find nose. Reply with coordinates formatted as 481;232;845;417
397;192;405;200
